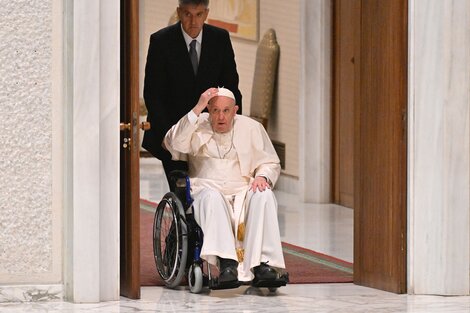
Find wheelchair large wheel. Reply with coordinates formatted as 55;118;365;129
153;192;188;288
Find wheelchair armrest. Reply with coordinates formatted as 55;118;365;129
169;170;193;208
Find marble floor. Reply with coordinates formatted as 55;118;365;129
2;158;470;312
4;284;470;313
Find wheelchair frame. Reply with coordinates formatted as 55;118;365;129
153;172;239;293
152;171;287;293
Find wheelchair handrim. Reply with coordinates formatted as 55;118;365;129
154;198;179;281
153;193;188;287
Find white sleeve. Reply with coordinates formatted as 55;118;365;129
188;110;198;125
164;113;198;159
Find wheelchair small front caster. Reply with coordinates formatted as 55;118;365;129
188;263;203;294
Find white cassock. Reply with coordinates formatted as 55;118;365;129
164;111;285;281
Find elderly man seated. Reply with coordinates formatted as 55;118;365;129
164;87;287;288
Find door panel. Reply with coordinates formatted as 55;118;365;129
120;0;140;299
333;0;360;208
353;0;407;293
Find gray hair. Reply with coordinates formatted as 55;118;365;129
179;0;209;7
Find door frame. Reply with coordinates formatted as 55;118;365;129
63;0;121;302
120;0;407;296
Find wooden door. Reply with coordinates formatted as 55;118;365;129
353;0;408;293
120;0;141;299
333;0;360;208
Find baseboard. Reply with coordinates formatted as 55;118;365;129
0;284;63;303
275;173;299;194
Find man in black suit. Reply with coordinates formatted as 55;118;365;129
142;0;242;189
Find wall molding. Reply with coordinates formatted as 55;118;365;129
0;285;63;303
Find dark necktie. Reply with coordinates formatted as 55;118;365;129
189;40;198;75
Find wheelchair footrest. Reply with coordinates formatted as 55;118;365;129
209;277;242;290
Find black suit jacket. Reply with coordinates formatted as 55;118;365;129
142;22;242;160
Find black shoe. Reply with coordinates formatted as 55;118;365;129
253;262;278;281
218;257;238;284
252;262;289;288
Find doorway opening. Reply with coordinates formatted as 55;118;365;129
120;0;408;298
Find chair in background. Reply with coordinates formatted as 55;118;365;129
249;29;284;169
249;28;280;130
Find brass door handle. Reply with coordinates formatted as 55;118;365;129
120;123;131;131
120;122;150;131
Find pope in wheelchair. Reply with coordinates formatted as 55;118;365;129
154;87;288;293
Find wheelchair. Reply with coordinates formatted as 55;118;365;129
152;171;288;293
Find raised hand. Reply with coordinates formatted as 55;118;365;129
192;87;219;116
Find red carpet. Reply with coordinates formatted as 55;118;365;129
140;199;353;286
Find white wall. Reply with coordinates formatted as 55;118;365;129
0;0;121;303
408;0;470;295
0;0;66;302
0;0;62;291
